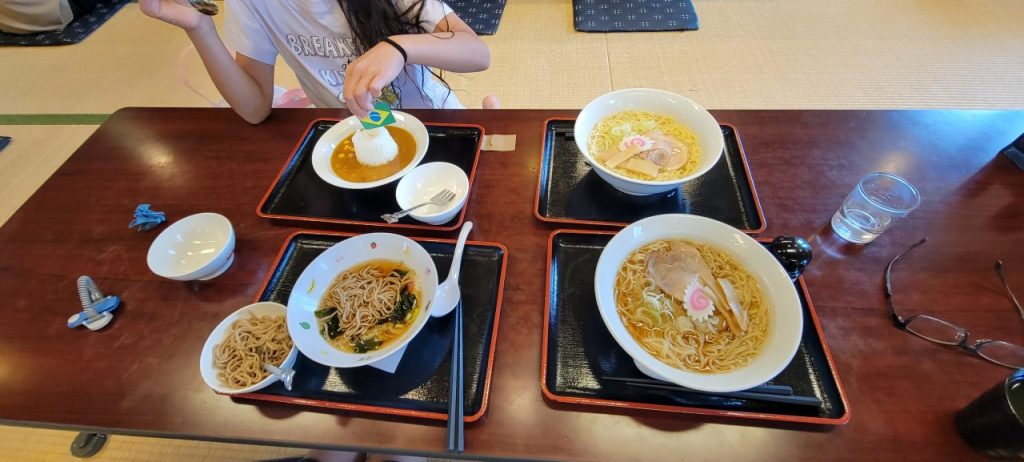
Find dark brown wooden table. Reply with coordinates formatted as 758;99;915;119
1;108;1023;461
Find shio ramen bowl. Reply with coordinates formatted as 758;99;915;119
199;302;298;394
574;88;725;196
311;112;430;189
286;233;439;368
594;214;803;393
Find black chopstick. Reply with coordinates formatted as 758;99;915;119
630;381;822;407
446;301;464;453
602;376;822;407
602;376;793;396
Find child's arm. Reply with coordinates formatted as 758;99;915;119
140;0;274;124
343;12;490;118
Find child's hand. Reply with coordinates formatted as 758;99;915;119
343;42;406;119
140;0;204;31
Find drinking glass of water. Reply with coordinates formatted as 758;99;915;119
831;172;920;244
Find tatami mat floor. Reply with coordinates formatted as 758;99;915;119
2;0;1024;460
0;426;306;462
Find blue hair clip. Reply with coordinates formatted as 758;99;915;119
128;204;166;231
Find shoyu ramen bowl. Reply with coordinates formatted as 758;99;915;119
574;88;724;196
594;214;803;393
286;233;438;368
311;112;430;189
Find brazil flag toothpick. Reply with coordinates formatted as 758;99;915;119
359;101;397;130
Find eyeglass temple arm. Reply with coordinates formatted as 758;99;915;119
885;238;929;324
995;261;1024;325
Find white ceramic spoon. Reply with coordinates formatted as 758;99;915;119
431;222;473;317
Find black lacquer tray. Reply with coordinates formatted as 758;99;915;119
258;119;484;231
236;232;506;422
535;119;765;232
541;230;849;425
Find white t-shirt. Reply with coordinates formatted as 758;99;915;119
0;0;73;34
223;0;462;110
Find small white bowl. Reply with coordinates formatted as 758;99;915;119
394;162;469;225
311;112;430;190
147;213;235;281
574;88;725;196
199;302;298;394
286;233;439;369
594;214;803;393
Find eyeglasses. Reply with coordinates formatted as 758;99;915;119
885;238;1024;369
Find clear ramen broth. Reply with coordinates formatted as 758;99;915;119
331;126;416;182
588;110;703;181
614;239;769;374
315;259;421;354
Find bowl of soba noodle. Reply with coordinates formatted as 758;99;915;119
574;88;724;196
286;233;439;368
595;214;803;392
311;112;430;190
199;301;298;394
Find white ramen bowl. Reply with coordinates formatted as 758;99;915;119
395;162;469;225
311;112;430;190
574;88;725;196
594;214;803;393
146;213;235;281
286;233;439;368
199;302;298;394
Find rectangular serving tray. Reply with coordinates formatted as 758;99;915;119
235;231;507;422
258;119;484;232
535;119;766;232
541;230;850;425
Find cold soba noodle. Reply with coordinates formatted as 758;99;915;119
614;240;769;373
315;260;421;354
213;314;292;389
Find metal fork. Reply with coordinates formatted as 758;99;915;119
381;189;456;224
187;0;219;16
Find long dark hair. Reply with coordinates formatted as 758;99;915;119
336;0;453;108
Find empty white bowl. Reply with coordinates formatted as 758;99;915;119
594;214;803;393
394;162;469;225
286;233;439;368
146;213;235;281
199;301;298;394
311;112;430;190
574;88;725;196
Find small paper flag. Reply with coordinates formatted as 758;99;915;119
359;101;397;130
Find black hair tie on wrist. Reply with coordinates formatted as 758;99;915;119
380;37;408;65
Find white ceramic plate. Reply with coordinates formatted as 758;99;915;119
199;302;297;394
311;112;430;189
286;233;438;368
594;214;803;392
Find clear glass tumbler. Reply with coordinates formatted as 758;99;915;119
831;172;921;244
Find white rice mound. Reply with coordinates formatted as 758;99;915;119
352;128;399;166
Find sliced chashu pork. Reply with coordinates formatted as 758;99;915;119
645;241;742;334
638;130;689;171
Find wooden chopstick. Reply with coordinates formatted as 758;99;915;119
446;301;464;453
602;376;794;395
